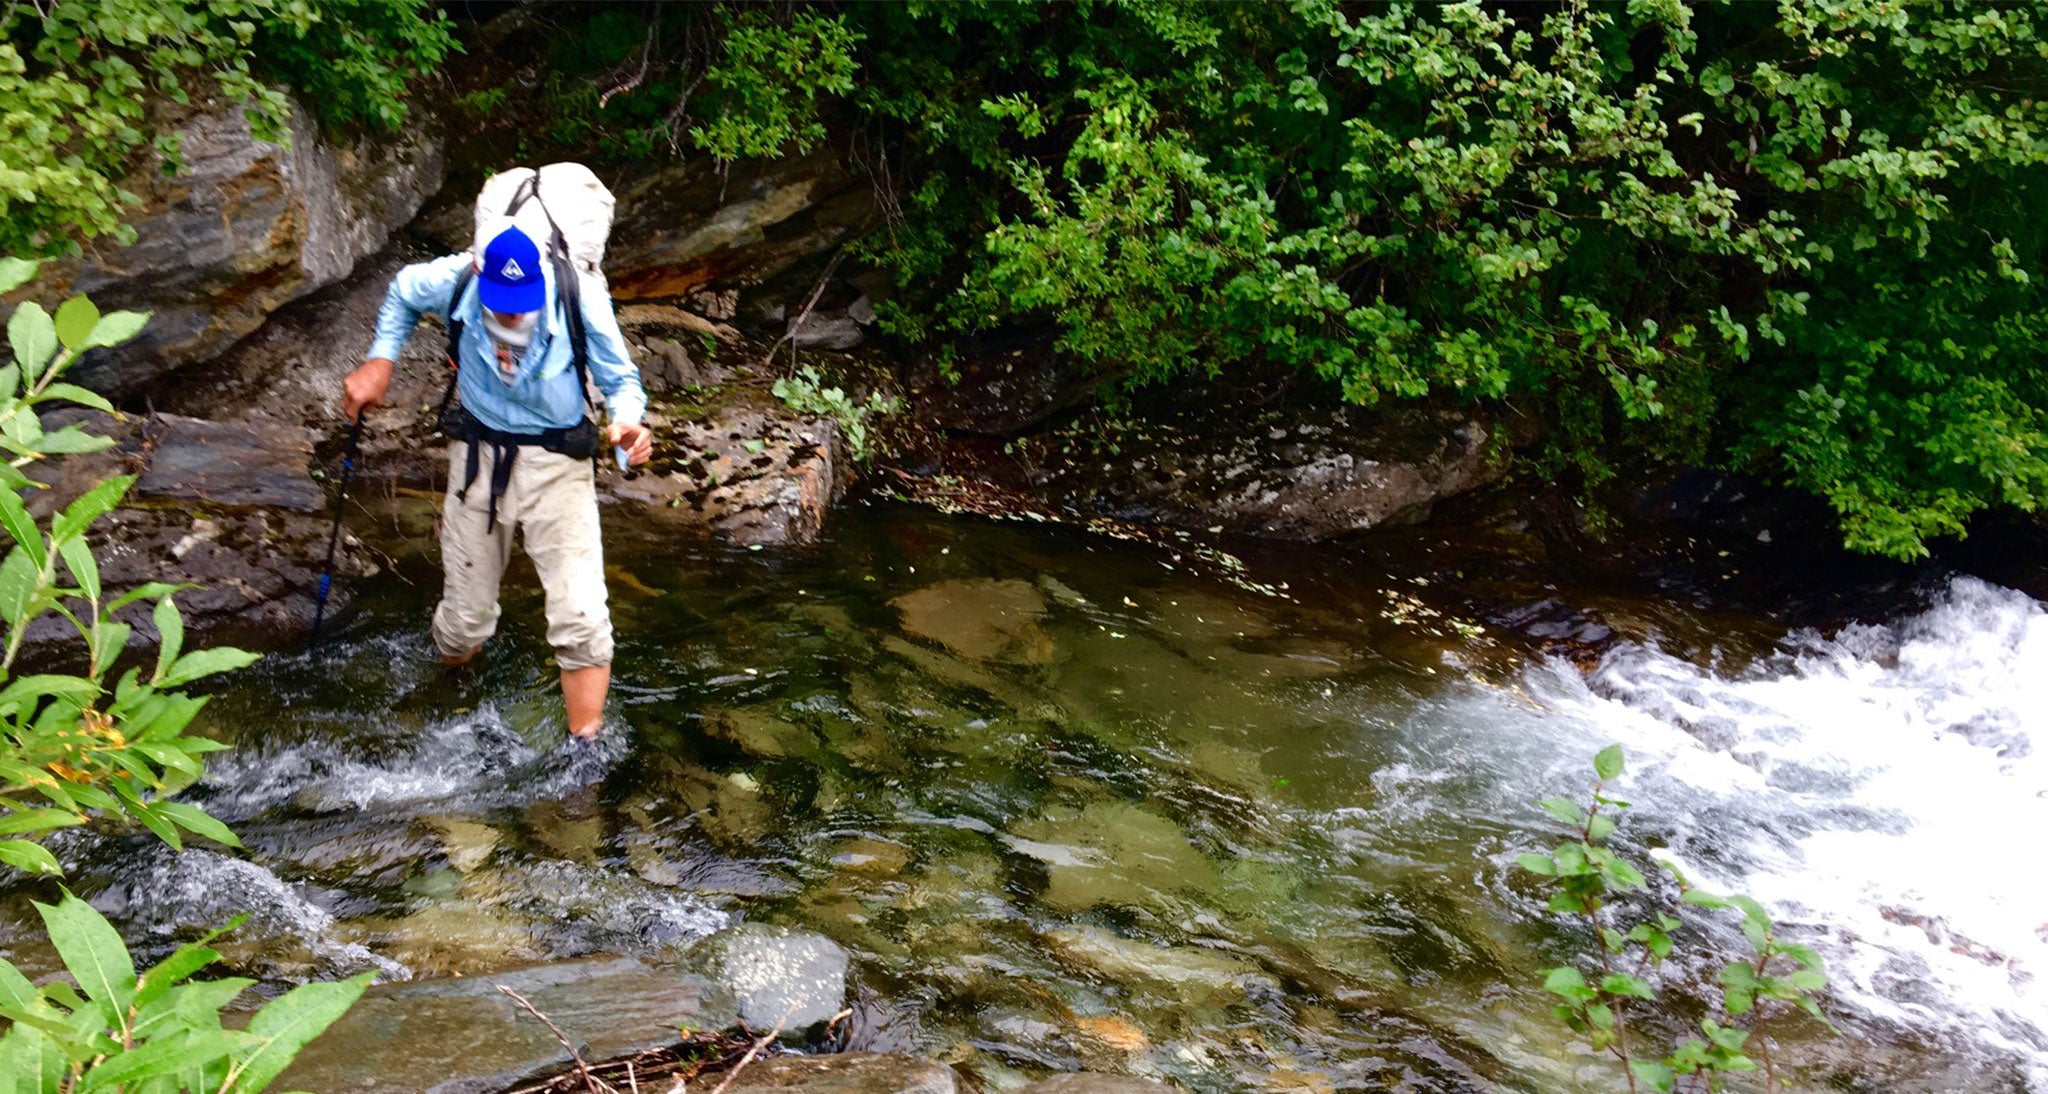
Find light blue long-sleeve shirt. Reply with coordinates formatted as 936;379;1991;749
365;253;646;432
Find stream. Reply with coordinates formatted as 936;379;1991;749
2;503;2042;1092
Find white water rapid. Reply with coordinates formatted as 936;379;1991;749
1502;576;2048;1087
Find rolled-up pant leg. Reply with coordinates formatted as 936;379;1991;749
511;449;613;670
433;442;516;659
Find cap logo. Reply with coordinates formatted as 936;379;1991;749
500;257;525;280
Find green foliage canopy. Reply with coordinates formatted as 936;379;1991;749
828;0;2048;558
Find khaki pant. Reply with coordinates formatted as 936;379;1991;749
432;443;613;670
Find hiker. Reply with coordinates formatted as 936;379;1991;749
340;218;651;740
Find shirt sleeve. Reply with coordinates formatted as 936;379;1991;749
365;255;472;362
577;280;647;428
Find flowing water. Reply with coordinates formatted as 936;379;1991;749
3;503;2043;1092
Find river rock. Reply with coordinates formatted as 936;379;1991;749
1044;926;1263;1006
892;579;1054;663
135;413;323;512
21;96;443;393
1026;402;1512;540
789;311;866;351
608;399;846;546
19;409;374;634
1020;1077;1179;1094
686;923;851;1036
275;956;737;1094
1005;802;1219;913
718;1053;958;1093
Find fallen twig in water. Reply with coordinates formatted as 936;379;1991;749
498;985;610;1094
707;1005;797;1094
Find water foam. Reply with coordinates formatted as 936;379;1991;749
1524;577;2048;1076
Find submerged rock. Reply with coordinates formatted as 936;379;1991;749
892;579;1054;663
686;923;851;1036
1044;926;1263;1006
276;956;736;1094
1005;802;1219;913
718;1053;958;1093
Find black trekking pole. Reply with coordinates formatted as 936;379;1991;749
307;413;365;655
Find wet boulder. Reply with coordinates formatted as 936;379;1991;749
21;409;376;635
685;923;851;1039
608;399;846;547
275;956;737;1094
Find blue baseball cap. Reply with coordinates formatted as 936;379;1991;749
477;225;545;314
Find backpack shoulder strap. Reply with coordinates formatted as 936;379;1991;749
499;176;597;416
436;265;477;422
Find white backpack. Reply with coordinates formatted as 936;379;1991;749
473;163;614;287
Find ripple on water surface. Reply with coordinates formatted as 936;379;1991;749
6;510;2044;1092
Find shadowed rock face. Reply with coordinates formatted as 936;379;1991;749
26;98;444;393
1020;402;1513;541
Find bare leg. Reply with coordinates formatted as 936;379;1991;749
562;663;611;738
440;644;482;667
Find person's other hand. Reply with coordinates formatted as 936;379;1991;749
609;421;654;466
343;358;395;422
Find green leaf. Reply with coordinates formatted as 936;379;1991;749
35;893;137;1010
38;383;115;414
0;673;99;713
1515;852;1556;875
82;311;150;351
0;258;37;295
0;839;63;876
1537;796;1581;825
1682;889;1733;910
1586;813;1617;842
151;801;241;849
29;426;114;456
53;297;100;352
1601;973;1656;1000
1594;744;1625;781
0;809;86;837
1547;891;1586;914
78;1026;239;1090
156;646;261;688
8;302;58;375
1631;1060;1676;1092
1541;966;1594;1001
51;472;127;547
1585;1002;1615;1031
232;973;375;1091
153;596;184;683
134;916;244;1010
58;537;100;603
106;582;184;615
0;485;48;571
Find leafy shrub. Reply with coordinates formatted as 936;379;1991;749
1;257;366;1090
835;0;2048;559
0;0;455;257
772;365;897;465
0;894;369;1091
1519;745;1834;1091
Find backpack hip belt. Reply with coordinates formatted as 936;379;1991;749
444;405;600;533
